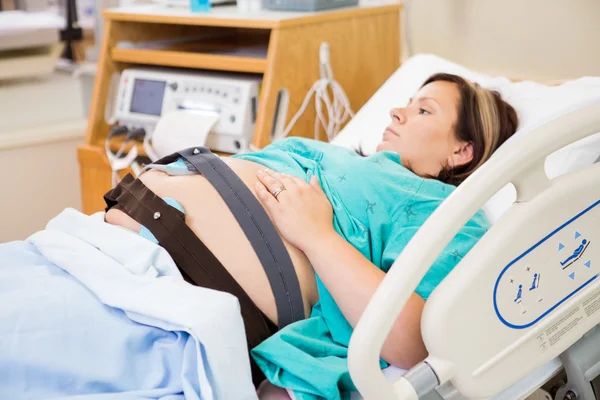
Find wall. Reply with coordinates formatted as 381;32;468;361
0;135;85;242
403;0;600;80
0;72;87;242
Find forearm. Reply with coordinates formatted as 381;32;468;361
303;231;427;368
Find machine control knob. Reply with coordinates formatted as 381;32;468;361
169;82;178;91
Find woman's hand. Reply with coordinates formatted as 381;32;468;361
255;169;335;252
256;168;427;367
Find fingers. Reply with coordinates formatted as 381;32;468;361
270;171;296;191
289;175;308;187
256;169;285;195
254;181;280;211
310;175;320;188
269;170;312;190
256;169;319;199
310;175;324;193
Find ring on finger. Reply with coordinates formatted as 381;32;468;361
271;187;285;199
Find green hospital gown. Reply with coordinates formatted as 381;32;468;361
232;137;489;399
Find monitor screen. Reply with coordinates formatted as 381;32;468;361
130;78;167;116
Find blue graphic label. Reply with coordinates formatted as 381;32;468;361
560;239;589;268
493;199;600;329
529;274;539;291
514;284;523;303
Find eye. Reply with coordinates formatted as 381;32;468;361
419;108;431;115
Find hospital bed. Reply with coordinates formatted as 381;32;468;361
96;53;600;399
330;55;600;400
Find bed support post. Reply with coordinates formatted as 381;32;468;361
554;325;600;400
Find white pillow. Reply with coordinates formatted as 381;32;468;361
332;54;600;223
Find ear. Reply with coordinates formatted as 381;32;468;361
449;142;474;168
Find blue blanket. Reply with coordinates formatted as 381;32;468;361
0;240;196;399
0;209;256;400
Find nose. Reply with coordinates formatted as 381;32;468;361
389;107;406;124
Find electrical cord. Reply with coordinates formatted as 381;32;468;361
272;42;355;144
105;125;145;187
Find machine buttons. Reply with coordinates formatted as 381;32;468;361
169;82;178;91
509;268;544;316
528;272;543;303
494;213;599;329
514;284;523;303
560;237;589;270
514;284;526;314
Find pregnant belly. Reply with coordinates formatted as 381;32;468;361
105;157;318;325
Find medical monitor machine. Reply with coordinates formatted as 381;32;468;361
113;67;261;156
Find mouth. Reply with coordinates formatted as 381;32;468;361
383;127;400;138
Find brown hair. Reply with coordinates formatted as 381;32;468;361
423;73;519;185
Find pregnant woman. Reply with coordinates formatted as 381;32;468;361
0;73;518;400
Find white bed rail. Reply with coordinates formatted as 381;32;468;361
348;100;600;400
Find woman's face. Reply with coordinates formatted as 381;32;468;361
376;80;473;178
